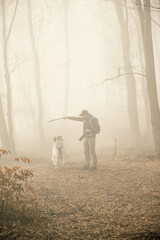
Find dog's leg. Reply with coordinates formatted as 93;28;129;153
54;150;58;168
52;146;55;165
52;145;58;168
62;146;66;166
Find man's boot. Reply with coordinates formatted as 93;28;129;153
90;166;97;170
82;164;89;170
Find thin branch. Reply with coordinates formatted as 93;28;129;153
132;0;160;11
9;54;33;74
95;72;146;87
43;0;64;19
148;4;160;10
152;18;160;27
6;0;18;42
104;0;138;11
104;0;160;12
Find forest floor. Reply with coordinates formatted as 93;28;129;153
1;153;160;240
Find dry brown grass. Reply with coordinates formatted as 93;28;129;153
1;153;160;239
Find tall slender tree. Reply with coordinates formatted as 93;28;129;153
135;0;160;155
27;0;45;146
1;0;18;153
136;25;151;137
115;0;141;146
63;0;70;116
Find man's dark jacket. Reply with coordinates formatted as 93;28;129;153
67;114;98;137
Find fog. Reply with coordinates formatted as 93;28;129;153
1;1;160;238
1;0;160;157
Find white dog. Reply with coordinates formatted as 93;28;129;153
52;136;65;168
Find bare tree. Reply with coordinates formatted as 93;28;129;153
27;0;45;146
115;0;141;146
135;12;152;137
135;0;160;155
1;0;18;153
63;0;70;116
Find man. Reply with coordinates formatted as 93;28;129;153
63;110;100;170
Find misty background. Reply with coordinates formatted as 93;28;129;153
0;0;160;157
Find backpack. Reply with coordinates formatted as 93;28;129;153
89;116;100;134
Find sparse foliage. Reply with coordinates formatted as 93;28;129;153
0;150;37;227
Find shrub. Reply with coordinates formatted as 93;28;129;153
0;149;37;226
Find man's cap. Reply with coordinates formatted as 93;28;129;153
79;110;89;116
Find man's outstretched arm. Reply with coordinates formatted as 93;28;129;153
63;116;83;122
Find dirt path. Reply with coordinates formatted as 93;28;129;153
3;155;160;239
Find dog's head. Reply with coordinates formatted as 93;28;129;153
53;136;63;142
53;136;63;149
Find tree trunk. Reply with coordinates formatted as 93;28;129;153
63;0;70;116
0;95;10;149
1;0;17;153
27;0;45;146
136;0;160;155
115;1;141;146
136;19;152;137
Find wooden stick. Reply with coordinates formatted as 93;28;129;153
47;117;63;123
